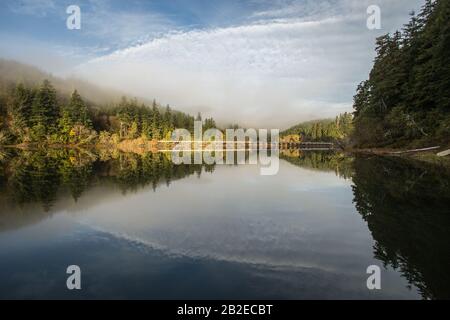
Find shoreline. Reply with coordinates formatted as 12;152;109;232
2;141;450;166
346;146;450;167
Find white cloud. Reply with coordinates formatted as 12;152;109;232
75;0;424;128
75;18;354;128
81;1;178;48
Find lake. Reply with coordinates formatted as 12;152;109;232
0;149;449;299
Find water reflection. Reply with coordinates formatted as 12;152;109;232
0;149;448;299
281;149;353;179
351;156;450;300
0;149;207;211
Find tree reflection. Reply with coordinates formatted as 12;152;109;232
0;149;213;211
278;150;450;299
8;150;61;211
281;150;354;179
351;156;450;300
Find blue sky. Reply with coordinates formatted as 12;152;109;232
0;0;424;127
0;0;279;60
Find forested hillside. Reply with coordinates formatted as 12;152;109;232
352;0;450;148
0;59;128;106
0;78;215;146
281;113;353;142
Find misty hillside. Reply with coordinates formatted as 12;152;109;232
281;113;353;142
282;118;334;136
0;59;209;145
0;59;153;107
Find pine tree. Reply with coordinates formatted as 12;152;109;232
162;105;174;138
31;80;59;136
352;0;450;147
141;111;151;139
150;100;161;140
66;90;92;127
9;84;34;138
429;0;450;112
204;117;217;130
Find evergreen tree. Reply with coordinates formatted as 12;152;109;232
9;84;34;139
61;90;92;130
31;80;59;137
162;105;174;138
150;100;161;140
71;90;92;127
352;0;450;147
204;117;217;130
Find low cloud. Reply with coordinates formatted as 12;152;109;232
69;0;423;128
76;16;365;128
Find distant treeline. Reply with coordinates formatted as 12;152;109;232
352;0;450;148
281;113;353;142
0;80;216;145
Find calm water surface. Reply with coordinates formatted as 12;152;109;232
0;150;449;299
